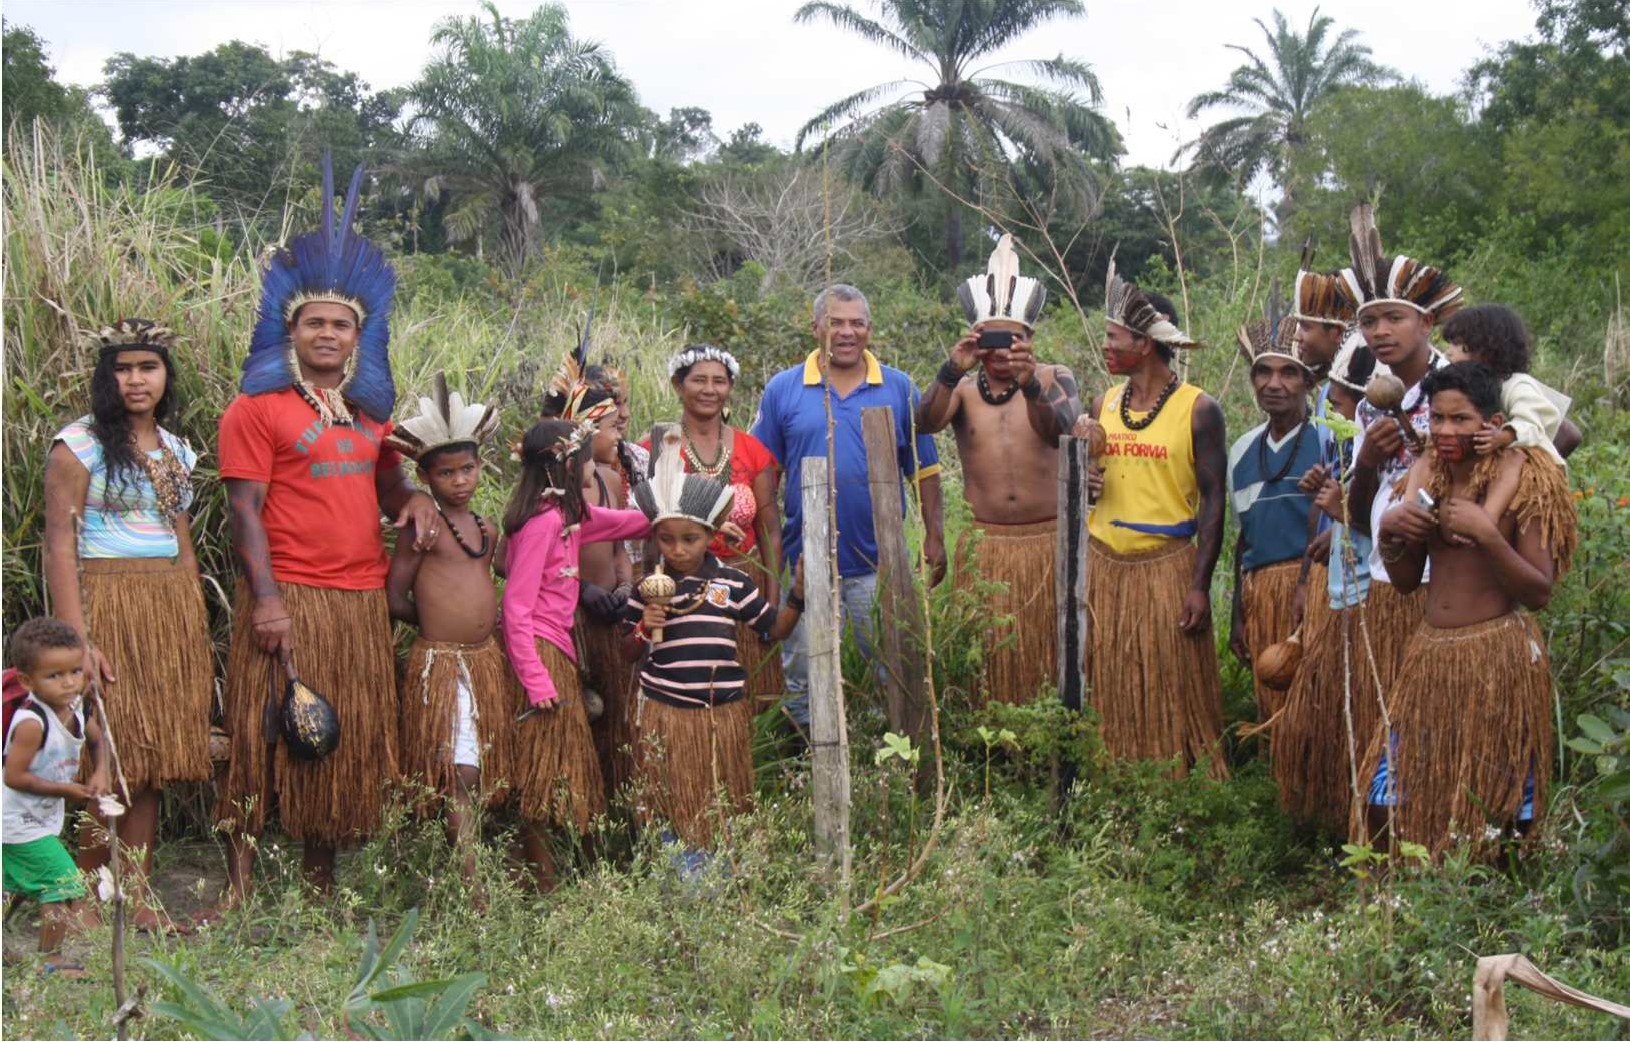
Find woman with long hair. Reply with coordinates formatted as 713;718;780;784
42;319;213;930
646;346;785;708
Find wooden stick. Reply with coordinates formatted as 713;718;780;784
800;456;850;897
1055;435;1091;713
861;406;929;744
1472;952;1630;1041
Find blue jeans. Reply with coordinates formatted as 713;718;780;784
780;571;880;727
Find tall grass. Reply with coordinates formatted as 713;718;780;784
1;125;688;643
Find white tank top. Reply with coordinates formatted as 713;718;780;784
2;697;86;843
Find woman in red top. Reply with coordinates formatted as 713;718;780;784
647;346;785;706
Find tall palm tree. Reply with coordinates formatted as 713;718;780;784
1185;7;1394;208
409;2;641;276
794;0;1121;271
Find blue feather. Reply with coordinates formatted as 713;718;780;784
240;151;397;422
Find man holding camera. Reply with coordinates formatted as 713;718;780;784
917;235;1080;706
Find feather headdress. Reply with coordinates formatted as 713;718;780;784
1289;239;1356;327
544;303;621;424
1104;253;1199;348
957;234;1046;331
668;344;740;380
1338;203;1463;320
1235;281;1305;371
90;318;179;354
632;425;734;531
1328;328;1386;394
242;153;397;424
384;371;499;462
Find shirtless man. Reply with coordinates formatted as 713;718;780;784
917;235;1078;705
1357;361;1576;858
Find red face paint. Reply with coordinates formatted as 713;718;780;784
1433;433;1476;462
1104;349;1141;375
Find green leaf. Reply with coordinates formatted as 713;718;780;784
1577;713;1617;745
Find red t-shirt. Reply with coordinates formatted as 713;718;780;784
217;389;402;590
640;428;776;555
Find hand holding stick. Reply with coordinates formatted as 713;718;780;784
638;562;676;643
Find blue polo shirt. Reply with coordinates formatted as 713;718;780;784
1227;420;1337;572
751;350;941;577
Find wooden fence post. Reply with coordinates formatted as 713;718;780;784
861;406;930;744
1055;434;1091;712
800;456;850;887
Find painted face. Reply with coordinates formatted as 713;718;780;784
1294;320;1343;370
1103;322;1147;375
1249;356;1311;418
813;297;871;371
654;517;712;576
111;349;167;417
1358;304;1432;369
19;645;86;711
675;360;732;421
1428;388;1498;461
977;322;1031;381
420;448;480;509
287;301;360;378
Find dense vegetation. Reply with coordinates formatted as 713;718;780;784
2;2;1627;1037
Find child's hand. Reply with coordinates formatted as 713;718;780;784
1474;423;1514;456
1297;464;1330;496
66;781;95;802
642;601;668;632
87;769;111;798
1314;479;1344;522
718;521;747;547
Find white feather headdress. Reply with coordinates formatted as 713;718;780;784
1104;253;1199;348
632;426;735;530
383;371;499;461
956;234;1046;331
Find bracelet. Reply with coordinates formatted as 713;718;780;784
1020;377;1043;400
787;592;806;612
936;360;968;388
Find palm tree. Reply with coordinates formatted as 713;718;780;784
794;0;1121;271
1185;7;1394;209
408;2;642;276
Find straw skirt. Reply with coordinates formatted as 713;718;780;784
399;635;517;810
955;518;1058;705
510;639;606;831
633;693;755;849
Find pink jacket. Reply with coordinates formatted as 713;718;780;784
501;504;651;705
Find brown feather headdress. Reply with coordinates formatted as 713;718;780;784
1289;239;1356;327
1104;254;1200;348
1235;282;1305;371
1338;204;1463;320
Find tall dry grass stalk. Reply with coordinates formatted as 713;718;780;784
2;123;687;642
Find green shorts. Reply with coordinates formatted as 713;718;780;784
2;835;86;903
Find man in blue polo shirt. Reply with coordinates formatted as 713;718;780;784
752;284;945;730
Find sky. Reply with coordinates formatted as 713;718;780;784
5;0;1537;169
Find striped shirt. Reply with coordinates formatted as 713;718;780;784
623;556;775;708
54;417;197;559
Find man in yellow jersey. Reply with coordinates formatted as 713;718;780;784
1071;259;1228;777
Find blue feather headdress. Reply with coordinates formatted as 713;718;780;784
242;153;397;424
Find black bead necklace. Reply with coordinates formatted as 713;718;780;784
1258;419;1311;485
1118;374;1181;431
437;505;490;559
976;368;1020;406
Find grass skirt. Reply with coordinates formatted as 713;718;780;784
1273;604;1385;830
724;553;786;709
1351;613;1553;857
633;694;755;850
81;558;213;790
577;610;638;797
954;518;1058;706
511;639;605;831
214;581;398;844
399;636;516;810
1361;581;1426;698
1241;559;1302;721
1086;539;1227;778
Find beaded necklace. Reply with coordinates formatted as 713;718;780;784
681;420;732;480
976;368;1020;406
1258;420;1311;485
437;506;491;559
137;440;190;521
1118;374;1181;432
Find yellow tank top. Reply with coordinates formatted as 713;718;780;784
1088;381;1202;555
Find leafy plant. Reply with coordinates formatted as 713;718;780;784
145;908;494;1041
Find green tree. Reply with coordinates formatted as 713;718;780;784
101;41;400;227
408;1;643;276
2;22;110;148
1185;7;1393;215
793;0;1121;271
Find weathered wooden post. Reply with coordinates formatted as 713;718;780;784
861;406;930;744
800;456;850;887
1055;434;1092;712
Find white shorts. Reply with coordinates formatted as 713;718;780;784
452;665;480;770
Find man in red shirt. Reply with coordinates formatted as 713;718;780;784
213;160;436;905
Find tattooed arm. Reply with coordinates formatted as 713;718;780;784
1181;395;1227;634
1023;363;1081;446
917;330;979;434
